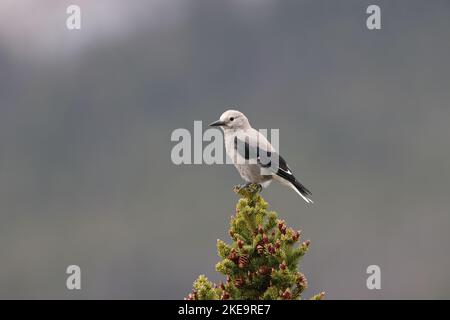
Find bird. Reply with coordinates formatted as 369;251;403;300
209;110;313;203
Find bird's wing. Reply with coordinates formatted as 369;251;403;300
234;134;312;199
233;129;288;172
233;129;273;166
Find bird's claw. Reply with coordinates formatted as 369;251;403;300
233;183;262;196
233;183;249;190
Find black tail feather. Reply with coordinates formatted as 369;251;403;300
292;179;312;197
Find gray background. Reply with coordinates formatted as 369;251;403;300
1;0;449;299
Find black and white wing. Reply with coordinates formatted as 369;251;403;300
234;136;313;203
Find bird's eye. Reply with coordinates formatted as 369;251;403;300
230;117;234;121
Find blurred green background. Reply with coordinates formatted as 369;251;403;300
1;0;450;299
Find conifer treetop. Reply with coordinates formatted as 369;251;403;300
186;183;324;300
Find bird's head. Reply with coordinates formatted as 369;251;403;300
209;109;250;131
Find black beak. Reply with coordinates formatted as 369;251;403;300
209;120;226;127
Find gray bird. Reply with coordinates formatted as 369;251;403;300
209;110;313;203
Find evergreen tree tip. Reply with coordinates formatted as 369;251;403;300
186;184;323;300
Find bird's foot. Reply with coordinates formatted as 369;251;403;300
233;183;262;196
232;183;250;191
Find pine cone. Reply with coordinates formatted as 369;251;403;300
221;291;230;300
297;273;308;290
234;277;245;288
274;240;281;249
185;293;195;300
228;249;239;264
257;225;264;234
238;254;249;269
281;288;292;300
185;290;198;300
258;266;270;275
256;243;265;255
